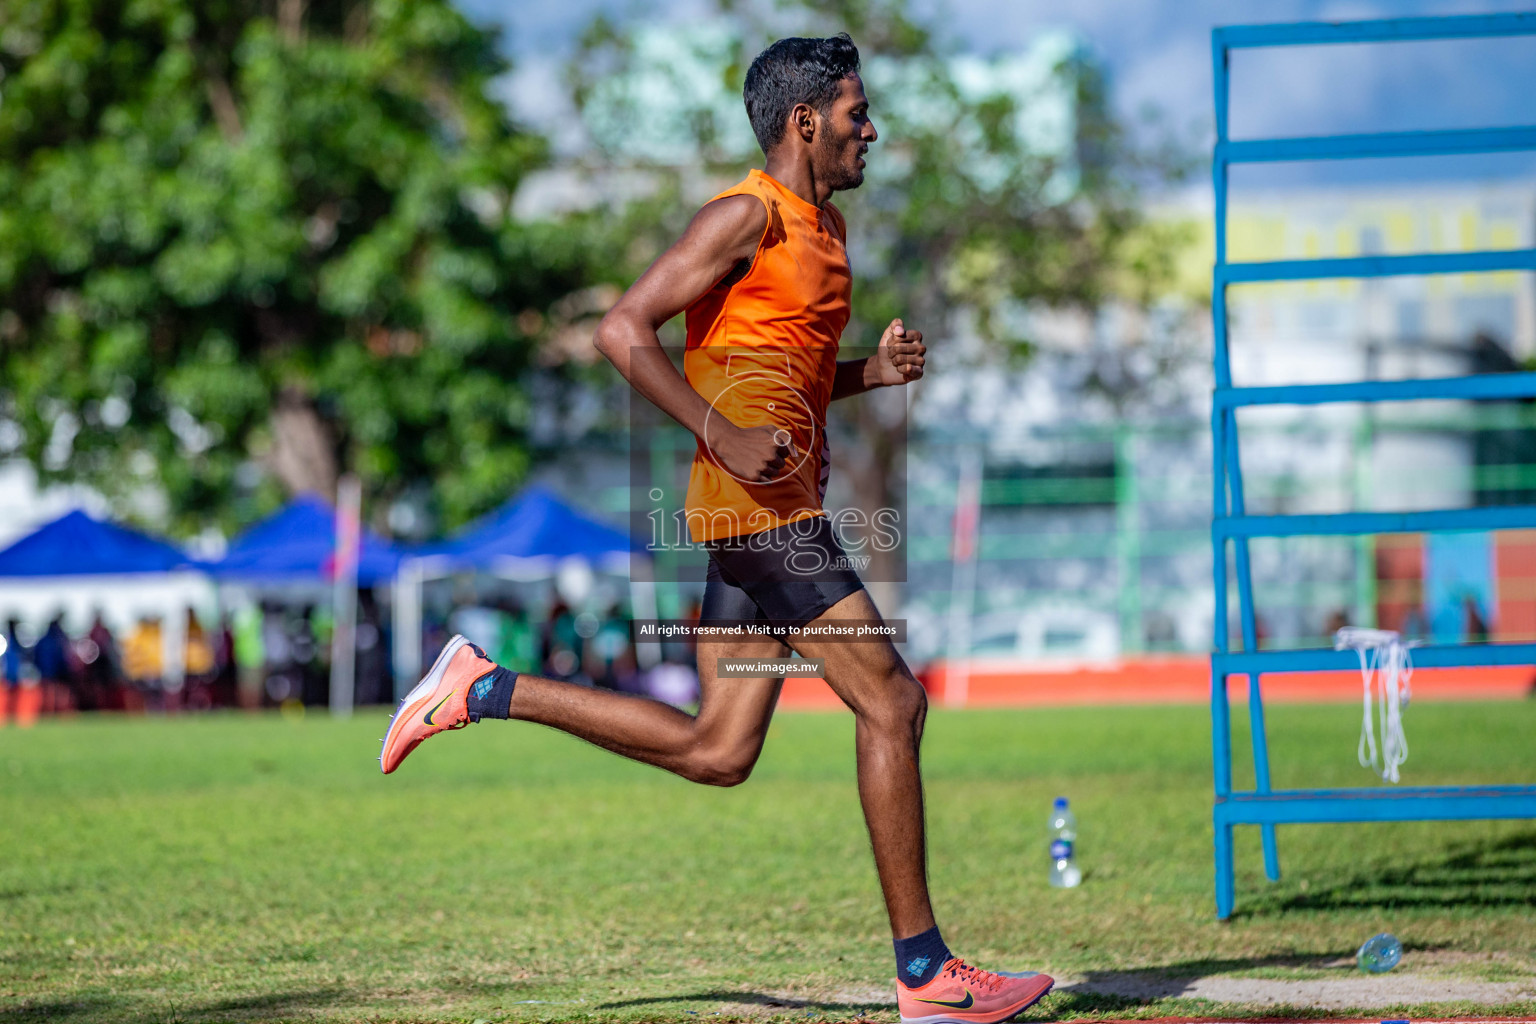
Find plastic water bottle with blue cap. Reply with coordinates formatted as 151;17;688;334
1048;797;1080;888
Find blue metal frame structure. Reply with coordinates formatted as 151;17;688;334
1209;13;1536;920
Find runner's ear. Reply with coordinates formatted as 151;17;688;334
791;102;816;144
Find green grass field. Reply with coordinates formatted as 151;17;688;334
2;699;1534;1023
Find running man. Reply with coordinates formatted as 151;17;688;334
381;33;1053;1024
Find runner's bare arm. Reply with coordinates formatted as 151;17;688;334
831;318;926;400
594;195;796;482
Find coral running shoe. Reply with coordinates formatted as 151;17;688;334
379;635;495;774
896;958;1053;1024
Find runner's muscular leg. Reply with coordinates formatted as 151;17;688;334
783;589;935;939
507;638;789;786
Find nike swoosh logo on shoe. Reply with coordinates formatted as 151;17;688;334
915;990;973;1009
423;691;455;726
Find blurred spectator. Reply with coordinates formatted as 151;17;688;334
261;601;299;705
1324;609;1350;641
1464;595;1489;644
491;599;538;674
296;604;326;706
354;590;391;707
211;613;238;708
182;609;216;710
1144;610;1178;651
2;616;25;724
80;610;122;711
3;616;24;687
34;613;77;714
543;600;586;682
122;616;165;710
232;604;265;708
585;605;636;691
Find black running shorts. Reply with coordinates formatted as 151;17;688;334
701;516;866;631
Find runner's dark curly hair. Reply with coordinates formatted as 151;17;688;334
743;33;861;155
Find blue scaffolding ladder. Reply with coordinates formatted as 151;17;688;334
1210;13;1536;920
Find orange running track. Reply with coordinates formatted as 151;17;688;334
776;655;1536;710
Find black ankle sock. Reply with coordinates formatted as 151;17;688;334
894;925;950;987
464;665;518;722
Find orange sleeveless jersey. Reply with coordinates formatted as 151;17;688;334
683;170;852;542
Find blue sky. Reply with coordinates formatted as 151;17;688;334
457;0;1536;187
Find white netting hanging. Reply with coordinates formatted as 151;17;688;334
1334;627;1415;783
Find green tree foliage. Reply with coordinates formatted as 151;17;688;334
0;0;598;534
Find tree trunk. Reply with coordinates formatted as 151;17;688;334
266;386;339;500
278;0;307;42
204;74;243;141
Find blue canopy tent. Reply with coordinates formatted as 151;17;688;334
209;495;402;586
0;509;197;577
0;510;208;689
418;485;641;575
392;486;647;693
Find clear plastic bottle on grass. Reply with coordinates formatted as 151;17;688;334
1048;796;1081;888
1357;932;1401;973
